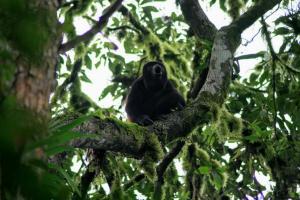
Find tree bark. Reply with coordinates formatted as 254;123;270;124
1;1;60;118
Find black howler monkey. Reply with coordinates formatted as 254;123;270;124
125;61;185;126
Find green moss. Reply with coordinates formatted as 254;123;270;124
195;147;210;162
101;117;163;179
105;117;145;143
0;60;16;99
141;132;163;179
208;102;221;122
183;144;228;192
219;109;243;135
0;1;55;62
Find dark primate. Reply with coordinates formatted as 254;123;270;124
125;61;185;125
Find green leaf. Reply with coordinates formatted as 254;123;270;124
197;166;211;174
45;145;75;156
80;72;92;83
104;41;117;50
84;55;92;70
219;0;227;11
274;27;290;35
142;6;159;13
211;171;223;191
48;164;81;196
54;115;92;134
141;0;165;4
100;84;117;99
27;131;97;151
210;0;217;6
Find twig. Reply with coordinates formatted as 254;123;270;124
59;0;124;53
51;59;82;106
123;174;146;190
261;17;278;137
118;6;149;34
107;25;140;34
156;141;185;183
152;141;185;198
241;27;262;46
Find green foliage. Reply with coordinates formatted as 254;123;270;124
0;97;83;199
1;0;300;199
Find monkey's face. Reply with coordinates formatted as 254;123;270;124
143;61;166;79
142;61;167;90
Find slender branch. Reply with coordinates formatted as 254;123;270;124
59;0;124;53
156;141;185;182
51;59;82;106
152;141;185;198
234;53;265;61
241;28;262;46
123;174;146;190
261;17;278;137
118;6;149;34
107;25;140;34
72;161;97;200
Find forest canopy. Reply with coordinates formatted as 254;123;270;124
0;0;299;199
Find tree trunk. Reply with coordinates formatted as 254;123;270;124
0;0;60;121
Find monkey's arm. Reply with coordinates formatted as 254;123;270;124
125;79;153;126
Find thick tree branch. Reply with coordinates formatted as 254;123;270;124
180;0;217;42
70;117;146;158
233;0;283;36
197;0;283;103
59;0;124;53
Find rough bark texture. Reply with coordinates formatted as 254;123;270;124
70;118;146;158
180;0;217;41
4;1;60;118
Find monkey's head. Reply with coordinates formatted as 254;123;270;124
142;61;167;90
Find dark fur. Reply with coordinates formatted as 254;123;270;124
125;61;185;125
